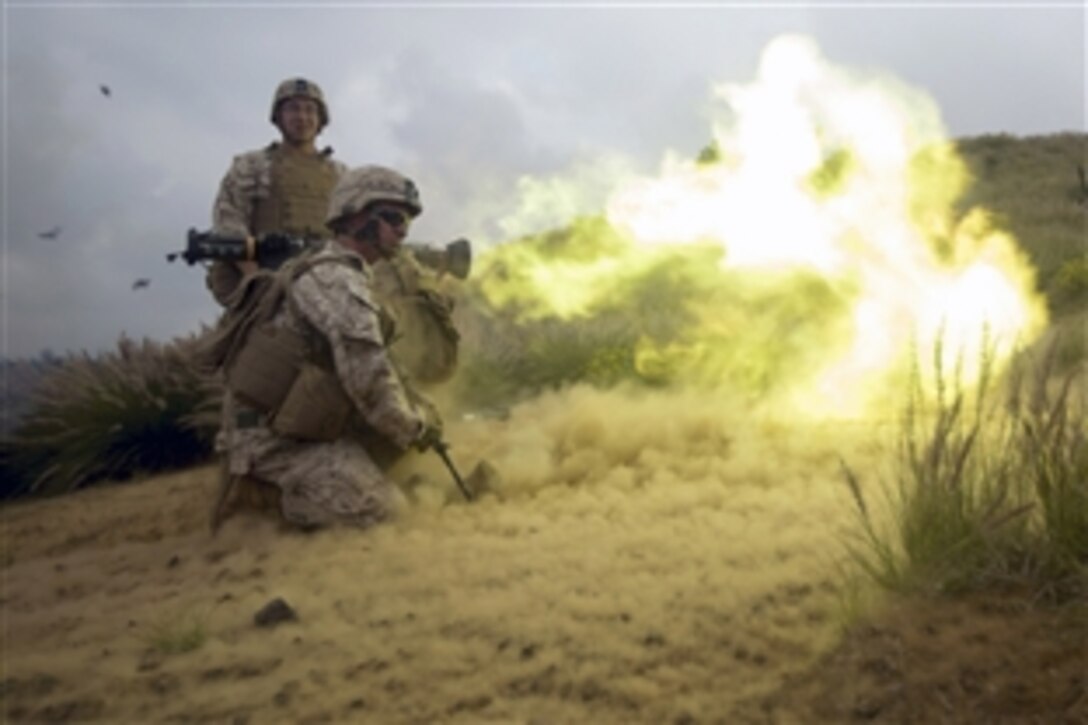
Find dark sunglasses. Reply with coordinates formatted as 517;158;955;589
373;208;412;228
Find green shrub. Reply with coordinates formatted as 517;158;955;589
843;335;1087;602
3;334;218;497
1007;346;1088;597
1051;256;1088;312
955;132;1087;316
451;303;641;411
140;607;211;655
451;216;851;411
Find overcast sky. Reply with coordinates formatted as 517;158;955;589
2;2;1084;360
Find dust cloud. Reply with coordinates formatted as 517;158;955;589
478;34;1047;418
3;385;895;721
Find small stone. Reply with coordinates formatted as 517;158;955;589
465;460;503;498
254;597;298;628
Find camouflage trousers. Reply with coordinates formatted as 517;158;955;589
224;426;403;530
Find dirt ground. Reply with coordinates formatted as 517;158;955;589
746;594;1086;724
1;386;1084;723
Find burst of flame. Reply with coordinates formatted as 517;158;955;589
480;34;1048;417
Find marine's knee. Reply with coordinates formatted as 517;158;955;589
341;486;401;529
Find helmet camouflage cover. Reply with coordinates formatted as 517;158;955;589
270;77;329;127
326;166;423;229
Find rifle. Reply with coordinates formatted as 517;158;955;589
166;229;307;269
168;228;472;278
396;359;474;503
432;439;474;501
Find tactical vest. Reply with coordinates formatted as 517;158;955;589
200;251;389;441
251;147;340;238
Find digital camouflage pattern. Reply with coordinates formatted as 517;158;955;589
290;246;424;448
320;163;461;382
225;432;402;529
223;242;427;529
270;77;329;127
208;143;347;304
212;143;347;238
325;165;422;229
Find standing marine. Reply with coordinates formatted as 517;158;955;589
207;77;347;305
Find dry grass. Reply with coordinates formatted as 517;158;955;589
2;334;217;497
140;608;211;656
842;334;1087;602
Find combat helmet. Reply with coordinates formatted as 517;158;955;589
270;77;329;128
326;166;423;230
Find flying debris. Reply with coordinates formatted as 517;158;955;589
132;278;151;290
99;84;111;97
38;226;62;240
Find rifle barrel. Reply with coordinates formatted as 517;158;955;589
434;441;473;501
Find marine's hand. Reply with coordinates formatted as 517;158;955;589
414;420;444;452
413;399;444;452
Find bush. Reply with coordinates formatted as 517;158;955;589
1007;346;1088;596
842;335;1087;602
450;216;850;411
2;334;219;497
141;607;210;656
1051;256;1088;312
955;132;1087;316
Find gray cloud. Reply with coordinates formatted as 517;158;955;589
807;7;1084;136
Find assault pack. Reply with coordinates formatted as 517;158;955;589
197;249;360;442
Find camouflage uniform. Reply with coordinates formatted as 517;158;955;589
212;144;277;238
208;78;345;305
208;143;347;304
209;143;348;506
225;242;426;529
212;144;348;237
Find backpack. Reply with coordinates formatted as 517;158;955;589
194;253;355;441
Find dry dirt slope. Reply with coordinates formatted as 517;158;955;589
1;386;1084;723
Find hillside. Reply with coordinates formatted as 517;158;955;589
954;132;1086;316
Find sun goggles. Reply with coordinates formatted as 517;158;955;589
372;208;412;229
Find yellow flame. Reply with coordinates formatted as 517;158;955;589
479;34;1047;417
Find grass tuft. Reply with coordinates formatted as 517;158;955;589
842;333;1087;602
2;334;218;497
140;608;210;655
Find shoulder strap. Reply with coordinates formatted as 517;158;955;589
278;249;366;360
